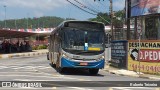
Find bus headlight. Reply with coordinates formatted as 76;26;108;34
62;53;70;60
101;56;105;59
97;56;105;61
62;53;67;58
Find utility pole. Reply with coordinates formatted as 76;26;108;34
109;0;113;40
27;13;29;29
15;19;17;29
4;5;7;28
94;0;113;40
126;0;131;40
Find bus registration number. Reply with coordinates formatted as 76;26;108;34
80;62;88;66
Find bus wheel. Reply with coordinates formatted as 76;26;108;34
56;63;63;73
56;60;63;73
89;69;99;75
50;62;56;68
47;52;49;60
57;67;64;73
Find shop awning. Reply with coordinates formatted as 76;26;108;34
0;29;36;38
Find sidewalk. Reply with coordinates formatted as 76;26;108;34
104;63;160;80
0;49;48;59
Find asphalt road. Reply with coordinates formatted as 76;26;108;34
0;55;159;90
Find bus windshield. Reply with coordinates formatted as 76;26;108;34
61;28;105;55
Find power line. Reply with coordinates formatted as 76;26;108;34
74;0;99;13
98;1;108;10
66;0;97;15
73;0;110;23
98;15;110;24
66;0;110;24
83;0;102;13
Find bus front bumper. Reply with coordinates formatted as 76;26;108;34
61;57;105;69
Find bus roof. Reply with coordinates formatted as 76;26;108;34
61;20;104;26
50;20;105;35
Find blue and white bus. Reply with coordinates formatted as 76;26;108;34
47;20;105;74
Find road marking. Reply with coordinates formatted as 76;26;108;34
0;72;60;76
0;88;55;89
108;87;113;90
67;87;94;90
35;72;91;81
0;66;8;69
14;79;63;81
78;79;86;81
78;78;91;81
39;72;91;81
2;74;85;81
1;54;9;58
35;71;62;77
52;87;57;89
111;87;156;90
155;88;160;90
0;55;2;58
0;65;52;70
0;75;61;78
0;72;46;74
0;64;48;66
0;71;90;81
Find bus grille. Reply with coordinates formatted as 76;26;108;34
72;58;95;61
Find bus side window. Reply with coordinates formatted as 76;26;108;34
50;35;54;52
48;36;50;50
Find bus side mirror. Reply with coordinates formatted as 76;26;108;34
56;33;62;41
48;36;50;40
56;33;59;36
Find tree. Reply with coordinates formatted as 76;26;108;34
113;10;125;28
89;10;125;27
0;16;65;29
89;13;110;25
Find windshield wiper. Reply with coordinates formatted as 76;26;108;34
74;50;96;54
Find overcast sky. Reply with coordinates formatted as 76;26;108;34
0;0;125;20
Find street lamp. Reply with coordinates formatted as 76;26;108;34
4;5;7;28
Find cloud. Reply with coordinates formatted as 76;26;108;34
33;11;44;17
0;0;126;20
113;0;125;10
0;0;69;11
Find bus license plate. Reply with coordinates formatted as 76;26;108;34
80;62;88;66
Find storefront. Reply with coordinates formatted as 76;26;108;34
127;0;160;74
110;0;160;74
128;40;160;74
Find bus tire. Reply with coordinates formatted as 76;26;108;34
47;52;49;60
57;67;64;73
50;62;56;68
89;68;99;75
56;61;63;73
55;59;63;73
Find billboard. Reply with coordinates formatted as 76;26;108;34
131;0;160;17
128;40;160;74
111;40;128;68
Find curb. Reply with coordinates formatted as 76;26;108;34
0;51;47;59
105;69;147;78
104;67;160;80
139;75;150;79
0;55;2;59
148;77;160;80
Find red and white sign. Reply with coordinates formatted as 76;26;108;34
139;49;160;62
